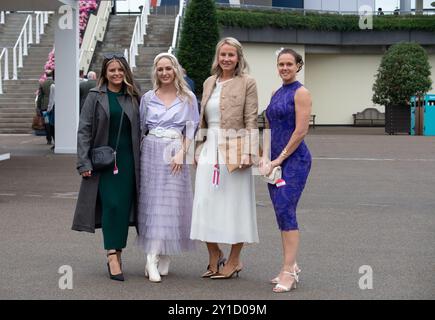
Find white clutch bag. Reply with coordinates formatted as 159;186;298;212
262;166;282;184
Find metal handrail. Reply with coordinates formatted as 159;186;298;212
10;12;50;80
168;0;185;55
0;48;9;94
128;18;140;68
79;0;112;74
12;14;32;80
126;1;150;69
35;11;48;44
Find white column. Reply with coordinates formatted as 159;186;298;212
400;0;411;13
415;0;423;13
54;3;79;154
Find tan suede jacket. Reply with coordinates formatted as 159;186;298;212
198;74;258;131
196;74;259;169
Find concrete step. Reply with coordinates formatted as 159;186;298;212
0;122;32;128
0;117;33;124
0;93;38;97
0;108;36;113
0;113;35;120
1;79;40;84
0;97;36;103
0;129;32;134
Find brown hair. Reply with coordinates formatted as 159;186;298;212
97;56;140;100
277;48;304;73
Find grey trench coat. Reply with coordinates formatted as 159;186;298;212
72;84;141;233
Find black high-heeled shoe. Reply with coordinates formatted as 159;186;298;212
107;251;124;281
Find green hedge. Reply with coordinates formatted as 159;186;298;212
216;8;435;32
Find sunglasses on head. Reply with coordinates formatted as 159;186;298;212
103;53;125;60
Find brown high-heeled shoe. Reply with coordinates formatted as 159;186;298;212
210;262;243;279
201;250;226;278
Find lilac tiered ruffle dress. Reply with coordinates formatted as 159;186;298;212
136;90;199;255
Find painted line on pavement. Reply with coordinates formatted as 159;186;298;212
0;153;10;161
313;157;435;162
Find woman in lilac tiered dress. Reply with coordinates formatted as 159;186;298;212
259;48;312;293
137;53;199;283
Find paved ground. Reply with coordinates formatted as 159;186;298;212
0;127;434;301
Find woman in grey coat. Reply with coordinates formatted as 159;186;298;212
72;53;141;281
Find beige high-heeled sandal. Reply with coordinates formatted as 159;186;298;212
273;270;299;293
270;263;301;284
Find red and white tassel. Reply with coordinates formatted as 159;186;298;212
212;164;220;187
276;178;286;187
113;151;119;175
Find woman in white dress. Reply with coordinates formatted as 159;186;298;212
190;37;259;279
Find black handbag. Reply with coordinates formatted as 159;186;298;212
90;109;124;172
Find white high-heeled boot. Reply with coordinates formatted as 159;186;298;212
145;254;161;282
158;255;171;276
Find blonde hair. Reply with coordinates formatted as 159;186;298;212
152;52;193;104
211;37;249;77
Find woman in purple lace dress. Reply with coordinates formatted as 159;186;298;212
259;48;312;293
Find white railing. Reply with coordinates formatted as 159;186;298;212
12;14;32;80
1;11;6;24
79;0;112;75
168;0;185;55
126;1;150;69
35;11;49;44
0;48;9;94
9;12;50;80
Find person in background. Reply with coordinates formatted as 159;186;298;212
37;70;54;145
80;71;98;113
46;72;55;150
182;67;195;93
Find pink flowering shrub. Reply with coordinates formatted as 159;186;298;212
39;0;99;83
79;0;98;45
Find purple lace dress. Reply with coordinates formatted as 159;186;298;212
265;81;311;231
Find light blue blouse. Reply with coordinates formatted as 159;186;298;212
139;90;199;140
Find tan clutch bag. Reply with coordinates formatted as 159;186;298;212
262;166;282;184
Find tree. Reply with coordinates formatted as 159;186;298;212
373;42;432;107
372;42;432;134
177;0;219;97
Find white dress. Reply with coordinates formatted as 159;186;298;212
190;80;259;244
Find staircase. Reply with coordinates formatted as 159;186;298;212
89;15;138;75
0;13;55;134
135;14;176;92
89;14;176;94
0;13;29;48
0;12;175;134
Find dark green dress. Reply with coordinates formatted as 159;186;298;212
99;90;136;250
